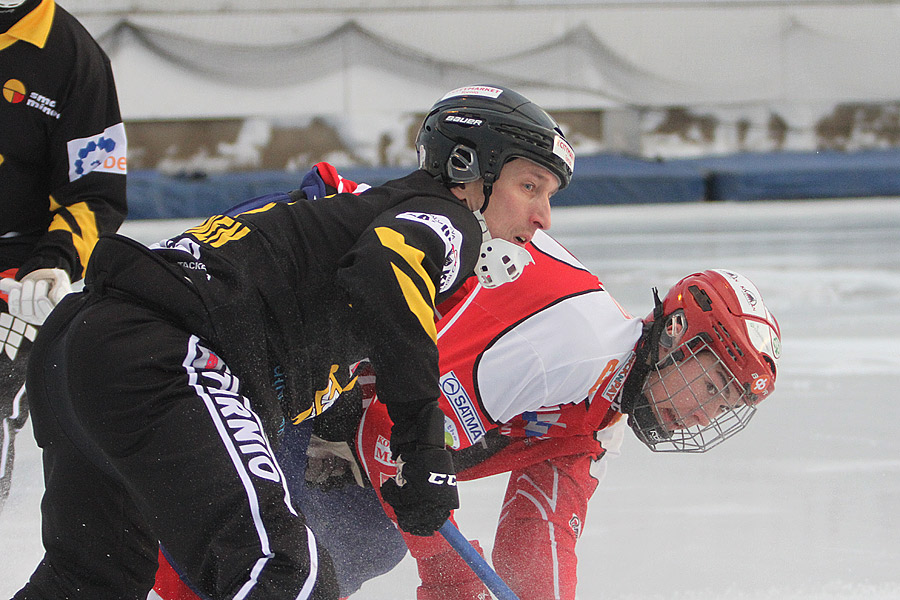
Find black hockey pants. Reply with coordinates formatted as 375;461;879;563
14;292;339;600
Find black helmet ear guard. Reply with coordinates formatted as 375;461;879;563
416;85;575;206
446;144;481;183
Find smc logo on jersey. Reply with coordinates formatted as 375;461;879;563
2;79;26;103
66;122;127;183
2;79;60;118
440;371;486;444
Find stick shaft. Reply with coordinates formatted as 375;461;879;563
438;521;521;600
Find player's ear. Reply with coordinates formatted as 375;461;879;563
450;180;486;211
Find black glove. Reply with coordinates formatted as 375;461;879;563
381;402;459;536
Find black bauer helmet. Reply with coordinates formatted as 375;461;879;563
416;85;575;195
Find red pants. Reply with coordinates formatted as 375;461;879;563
357;400;601;600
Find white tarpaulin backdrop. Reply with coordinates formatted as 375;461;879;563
64;1;900;121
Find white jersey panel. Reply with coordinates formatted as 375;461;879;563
529;229;586;270
477;291;643;424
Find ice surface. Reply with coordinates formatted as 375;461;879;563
2;198;899;599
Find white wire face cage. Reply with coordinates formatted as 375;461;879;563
638;335;758;453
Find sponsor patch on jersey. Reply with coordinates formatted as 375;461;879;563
600;353;636;410
2;79;27;104
66;122;127;182
3;79;63;119
521;410;565;438
374;434;395;467
444;416;461;450
440;371;486;444
396;212;463;292
440;85;503;100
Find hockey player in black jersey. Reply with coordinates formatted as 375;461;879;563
0;0;127;515
13;85;574;600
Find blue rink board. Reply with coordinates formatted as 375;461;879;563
686;149;900;201
126;149;900;219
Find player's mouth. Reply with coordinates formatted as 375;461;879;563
656;406;685;431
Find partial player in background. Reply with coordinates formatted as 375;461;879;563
154;165;781;600
15;85;573;600
0;0;127;514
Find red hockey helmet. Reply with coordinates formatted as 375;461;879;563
628;269;781;452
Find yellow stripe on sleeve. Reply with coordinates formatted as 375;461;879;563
47;200;99;274
390;263;437;343
375;226;438;343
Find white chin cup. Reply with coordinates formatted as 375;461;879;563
0;0;28;8
475;238;533;288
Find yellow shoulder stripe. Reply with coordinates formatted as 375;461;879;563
240;201;279;215
185;215;250;248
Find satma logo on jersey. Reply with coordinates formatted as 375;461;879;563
440;371;486;444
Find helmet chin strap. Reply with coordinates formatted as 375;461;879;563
619;289;672;447
481;182;493;214
0;0;28;9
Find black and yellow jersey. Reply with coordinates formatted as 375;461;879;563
0;0;126;280
84;171;482;444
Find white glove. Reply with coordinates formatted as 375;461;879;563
0;268;72;326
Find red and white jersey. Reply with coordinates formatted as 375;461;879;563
434;230;643;450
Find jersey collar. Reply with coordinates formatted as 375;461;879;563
0;0;54;51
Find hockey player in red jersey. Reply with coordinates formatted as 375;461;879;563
354;245;781;600
154;167;780;600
